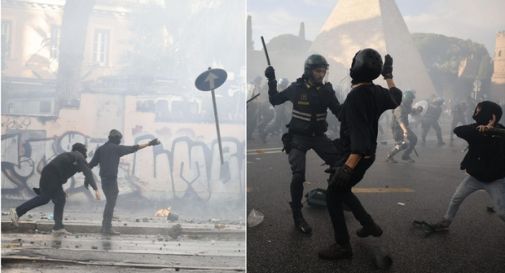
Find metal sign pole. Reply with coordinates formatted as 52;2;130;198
211;88;224;165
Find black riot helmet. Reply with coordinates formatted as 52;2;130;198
472;101;502;125
108;129;123;144
349;48;383;84
304;54;329;78
71;143;88;158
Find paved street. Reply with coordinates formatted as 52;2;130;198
1;209;245;272
247;136;505;273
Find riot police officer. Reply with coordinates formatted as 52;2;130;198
265;54;341;234
386;90;418;163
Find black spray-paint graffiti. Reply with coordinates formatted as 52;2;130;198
2;131;245;203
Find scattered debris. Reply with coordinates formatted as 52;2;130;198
247;209;264;228
167;213;179;222
214;223;226;229
167;224;183;239
397;202;406;206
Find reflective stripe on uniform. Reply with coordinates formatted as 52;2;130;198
292;109;311;118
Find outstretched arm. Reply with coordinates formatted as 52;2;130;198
118;138;161;157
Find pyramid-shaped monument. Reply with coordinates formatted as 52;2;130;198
311;0;436;98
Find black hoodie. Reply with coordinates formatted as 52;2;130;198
456;101;505;182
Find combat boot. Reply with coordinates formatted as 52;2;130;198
356;221;383;238
290;202;312;234
318;243;353;260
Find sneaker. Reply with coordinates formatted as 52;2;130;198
430;219;451;231
356;222;383;238
52;228;71;235
102;229;120;236
318;243;353;260
10;208;19;227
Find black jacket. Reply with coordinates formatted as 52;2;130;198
89;141;139;179
43;151;97;190
339;84;402;157
456;123;505;182
268;77;341;136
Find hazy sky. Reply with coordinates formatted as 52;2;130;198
248;0;505;55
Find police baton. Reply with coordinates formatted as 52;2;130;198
261;36;271;66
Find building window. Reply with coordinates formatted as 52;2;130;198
2;20;12;60
50;25;60;59
93;29;109;66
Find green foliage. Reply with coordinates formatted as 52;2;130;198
412;33;491;78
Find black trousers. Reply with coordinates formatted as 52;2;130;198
288;134;338;208
16;168;66;230
421;120;443;143
101;177;119;231
326;156;375;245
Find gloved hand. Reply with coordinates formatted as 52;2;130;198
265;66;276;81
149;138;161;146
382;54;393;79
328;165;353;190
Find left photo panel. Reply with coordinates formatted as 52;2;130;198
1;0;246;272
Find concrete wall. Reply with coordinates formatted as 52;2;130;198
1;93;245;205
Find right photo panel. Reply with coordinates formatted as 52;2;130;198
247;0;505;272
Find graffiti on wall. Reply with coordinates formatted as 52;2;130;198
1;130;245;204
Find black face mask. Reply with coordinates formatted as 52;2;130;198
472;101;503;125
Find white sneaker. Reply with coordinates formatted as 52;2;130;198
10;208;19;227
52;228;71;235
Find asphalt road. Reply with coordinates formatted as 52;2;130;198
247;136;505;273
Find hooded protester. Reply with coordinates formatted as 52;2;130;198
264;54;341;234
431;101;505;229
89;129;160;235
10;143;100;235
318;49;402;260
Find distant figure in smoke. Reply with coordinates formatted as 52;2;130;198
10;143;100;235
265;54;341;234
260;78;291;141
450;101;467;145
247;77;262;140
318;49;402;260
89;129;160;235
385;90;419;163
421;97;445;146
430;101;505;229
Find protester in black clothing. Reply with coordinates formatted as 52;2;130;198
265;54;341;234
10;143;100;235
89;129;160;235
318;49;402;260
429;101;505;230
